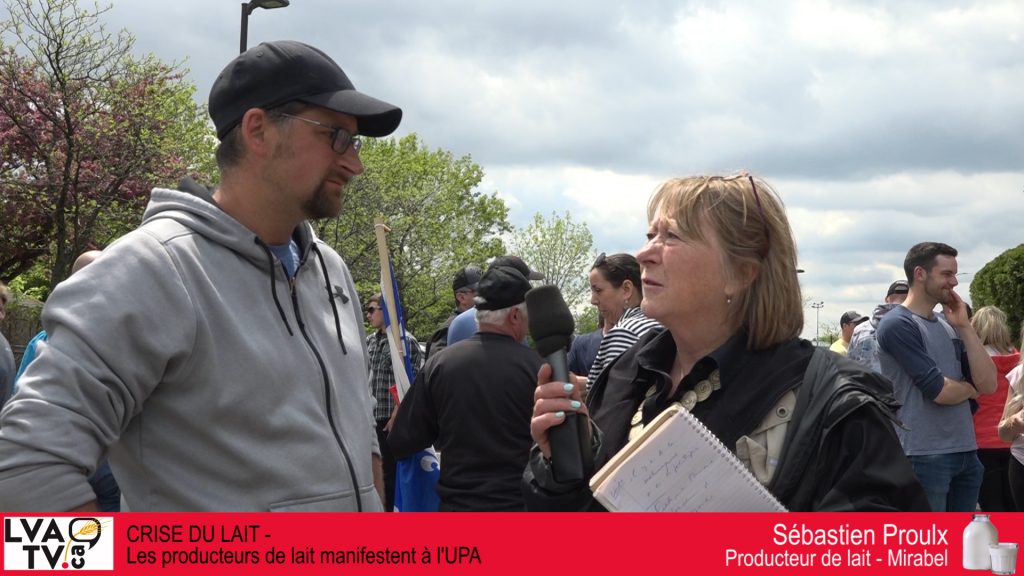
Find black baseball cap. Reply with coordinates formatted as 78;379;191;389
489;255;544;281
887;280;909;297
452;266;483;292
209;40;402;140
840;311;868;326
475;266;532;311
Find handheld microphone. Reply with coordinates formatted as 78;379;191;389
525;285;589;483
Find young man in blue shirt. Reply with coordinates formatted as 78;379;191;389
877;242;996;511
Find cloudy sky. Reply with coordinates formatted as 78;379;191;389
47;1;1024;337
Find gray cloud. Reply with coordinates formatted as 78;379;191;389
50;0;1024;339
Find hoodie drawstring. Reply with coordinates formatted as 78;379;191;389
312;244;349;355
254;238;295;336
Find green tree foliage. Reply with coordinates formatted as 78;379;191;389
507;211;595;322
575;306;599;335
970;244;1024;339
313;134;510;338
818;323;840;345
0;0;217;292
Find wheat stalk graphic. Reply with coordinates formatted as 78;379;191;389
62;519;112;562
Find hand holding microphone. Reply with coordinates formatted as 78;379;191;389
526;285;592;483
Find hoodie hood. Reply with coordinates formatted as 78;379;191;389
142;180;314;269
143;180;352;349
869;303;900;329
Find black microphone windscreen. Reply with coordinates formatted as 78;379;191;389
526;285;575;357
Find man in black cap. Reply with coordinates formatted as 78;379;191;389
443;256;547;350
389;256;544;511
425;265;483;359
0;41;400;511
849;280;909;373
830;310;868;356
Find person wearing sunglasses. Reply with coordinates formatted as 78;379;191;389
0;41;401;511
584;253;661;390
526;174;929;511
364;294;424;512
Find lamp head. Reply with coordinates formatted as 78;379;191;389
244;0;290;15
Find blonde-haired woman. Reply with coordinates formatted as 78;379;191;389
972;306;1020;510
525;174;928;511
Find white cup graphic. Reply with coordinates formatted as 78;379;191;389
990;543;1018;575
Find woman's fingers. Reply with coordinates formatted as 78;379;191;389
532;363;588;457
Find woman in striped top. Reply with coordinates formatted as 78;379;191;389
584;253;662;389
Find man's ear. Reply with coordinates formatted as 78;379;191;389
913;265;927;284
238;108;274;157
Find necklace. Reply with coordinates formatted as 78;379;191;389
629;369;721;441
680;369;721;411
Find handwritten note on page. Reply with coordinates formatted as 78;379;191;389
589;404;787;512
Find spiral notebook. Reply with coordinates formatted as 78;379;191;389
589;404;787;512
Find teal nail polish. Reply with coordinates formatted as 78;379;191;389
570;400;582;410
554;411;565;418
563;383;574;393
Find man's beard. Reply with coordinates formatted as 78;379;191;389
303;183;344;220
271;139;346;220
925;280;952;305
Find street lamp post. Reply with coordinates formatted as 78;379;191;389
240;0;291;54
811;301;824;344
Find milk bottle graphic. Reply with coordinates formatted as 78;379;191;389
963;514;998;570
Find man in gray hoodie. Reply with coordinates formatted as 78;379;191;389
0;41;401;511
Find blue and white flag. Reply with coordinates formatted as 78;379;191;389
375;220;441;512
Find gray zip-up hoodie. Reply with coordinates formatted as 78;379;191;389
0;184;382;511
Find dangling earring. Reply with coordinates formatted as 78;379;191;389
726;295;733;305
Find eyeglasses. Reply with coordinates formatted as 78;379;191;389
745;175;770;248
276;113;362;154
719;173;771;258
365;305;381;314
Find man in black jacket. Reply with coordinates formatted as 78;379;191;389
391;258;543;511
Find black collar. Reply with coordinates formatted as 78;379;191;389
632;328;811;449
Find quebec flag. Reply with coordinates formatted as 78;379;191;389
380;255;440;512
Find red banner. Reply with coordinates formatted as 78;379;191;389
3;512;1022;575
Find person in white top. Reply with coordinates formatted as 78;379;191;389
997;326;1024;509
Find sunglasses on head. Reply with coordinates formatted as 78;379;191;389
720;173;771;257
592;252;624;275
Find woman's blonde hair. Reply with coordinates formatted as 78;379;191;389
972;305;1016;354
646;173;803;350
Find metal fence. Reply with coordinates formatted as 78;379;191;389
1;297;44;366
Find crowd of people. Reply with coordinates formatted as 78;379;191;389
0;40;1022;513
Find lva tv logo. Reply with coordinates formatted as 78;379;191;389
4;517;114;570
